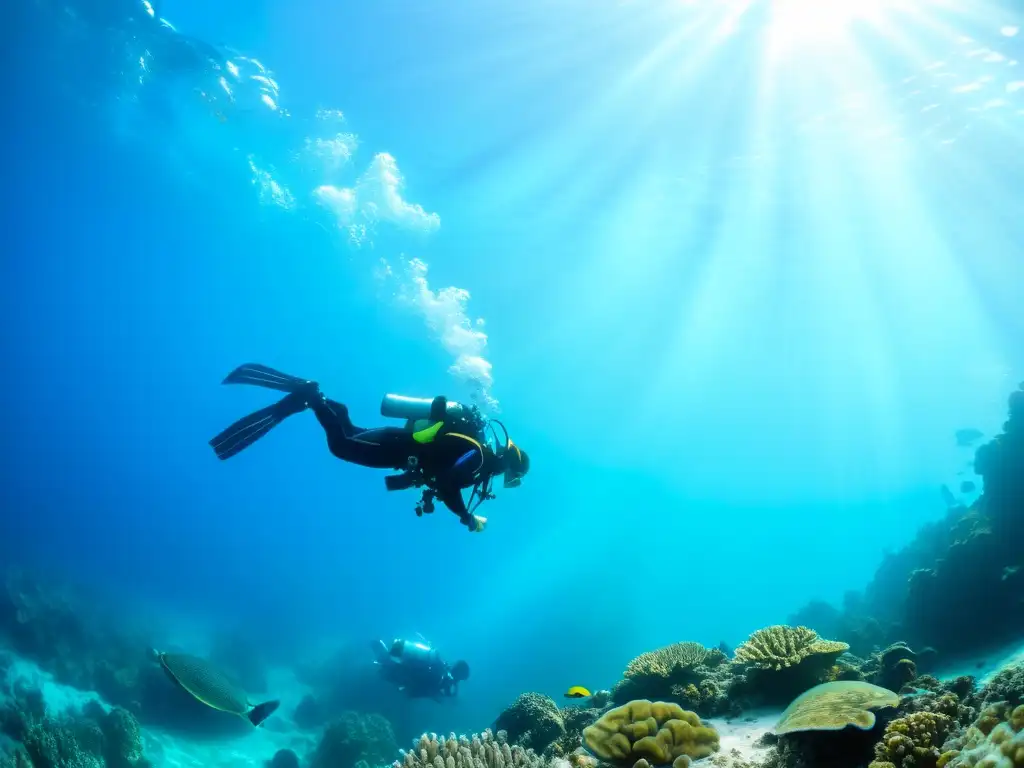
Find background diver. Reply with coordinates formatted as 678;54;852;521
371;637;469;701
208;363;530;532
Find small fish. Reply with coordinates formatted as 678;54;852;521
564;686;591;699
955;428;984;447
152;649;279;726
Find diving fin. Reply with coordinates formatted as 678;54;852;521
221;363;310;393
209;393;307;460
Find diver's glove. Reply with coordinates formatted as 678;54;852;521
469;515;487;533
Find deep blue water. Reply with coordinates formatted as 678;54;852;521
2;0;1024;738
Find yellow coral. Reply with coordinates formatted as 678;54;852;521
625;644;710;680
734;626;849;671
873;711;953;768
944;704;1024;768
582;700;719;766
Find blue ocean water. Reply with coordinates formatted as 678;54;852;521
2;0;1024;762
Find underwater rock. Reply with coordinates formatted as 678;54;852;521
311;711;398;768
495;693;565;753
268;748;300;768
292;694;326;731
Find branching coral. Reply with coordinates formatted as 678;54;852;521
582;699;719;765
735;626;849;672
613;643;732;717
495;694;565;753
395;729;547;768
625;645;711;680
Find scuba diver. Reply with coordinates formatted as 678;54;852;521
371;638;469;700
208;363;530;532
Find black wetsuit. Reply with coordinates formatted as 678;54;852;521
373;641;458;700
309;398;490;528
209;364;497;529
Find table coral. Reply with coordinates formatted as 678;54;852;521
774;681;900;735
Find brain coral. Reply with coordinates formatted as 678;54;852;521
582;699;719;766
774;681;901;735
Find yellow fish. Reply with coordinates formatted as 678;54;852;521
564;686;591;699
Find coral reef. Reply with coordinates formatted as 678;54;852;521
268;749;300;768
612;643;734;718
545;706;601;759
311;711;399;768
0;683;148;768
0;567;255;738
581;699;719;765
395;729;547;768
968;663;1024;712
786;381;1024;659
940;703;1024;768
730;626;850;706
868;710;954;768
495;694;566;753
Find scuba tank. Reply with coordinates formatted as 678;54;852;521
380;394;438;421
389;638;441;668
380;394;485;436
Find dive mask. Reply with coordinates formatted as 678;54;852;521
502;442;528;488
